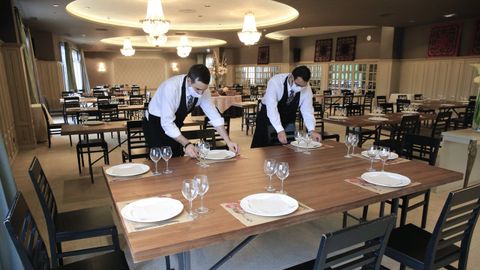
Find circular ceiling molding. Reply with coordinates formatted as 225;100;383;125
66;0;299;31
101;35;227;48
266;26;376;40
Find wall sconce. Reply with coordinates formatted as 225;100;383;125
171;62;179;72
98;62;106;72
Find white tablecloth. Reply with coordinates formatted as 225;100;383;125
211;95;242;113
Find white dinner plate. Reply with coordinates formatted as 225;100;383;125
361;151;398;160
240;193;299;217
328;115;348;120
205;150;236;160
368;117;389;121
85;120;104;126
291;141;322;149
121;197;183;223
361;172;411;187
401;111;419;114
106;163;150;177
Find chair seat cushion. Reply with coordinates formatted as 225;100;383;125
77;139;107;148
386;224;460;268
60;250;129;270
55;205;115;239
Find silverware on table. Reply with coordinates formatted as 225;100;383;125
231;204;253;222
133;219;179;231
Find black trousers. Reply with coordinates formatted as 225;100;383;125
142;115;184;157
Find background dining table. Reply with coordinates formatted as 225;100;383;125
103;142;462;270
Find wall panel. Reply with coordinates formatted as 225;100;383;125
36;60;64;110
0;43;17;161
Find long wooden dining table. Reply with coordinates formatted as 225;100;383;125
103;142;462;269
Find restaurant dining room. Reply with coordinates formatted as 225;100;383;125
2;0;480;269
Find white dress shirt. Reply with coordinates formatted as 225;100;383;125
262;73;316;133
148;75;224;138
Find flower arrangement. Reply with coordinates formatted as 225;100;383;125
210;51;228;88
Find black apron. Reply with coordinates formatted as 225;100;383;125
251;77;300;148
143;76;198;157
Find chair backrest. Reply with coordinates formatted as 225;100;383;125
376;96;387;106
126;120;147;155
96;96;111;105
431;111;452;138
343;93;354;105
425;184;480;269
61;91;71;97
98;104;119;121
129;95;144;105
28;157;58;264
40;103;54;128
468;96;476;102
183;129;217;148
397;94;408;100
341;89;350;95
403;134;441;165
93;90;106;97
4;192;51;270
323;90;332;96
414;94;423;100
382;103;394;114
203;115;231;149
312;215;396;270
346;104;362;116
393;114;419;143
396;99;411;112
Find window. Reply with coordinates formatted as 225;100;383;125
328;63;377;92
71;49;83;91
59;43;69;91
235;65;280;86
303;64;322;93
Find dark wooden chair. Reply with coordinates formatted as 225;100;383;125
41;103;66;148
397;94;408;100
420;111;451;139
362;91;375;114
203;115;231;150
375;114;420;154
385;184;480;270
414;94;423;100
121;120;149;162
245;100;262;135
285;215;396;270
62;96;80;124
396;99;411;112
468;95;476;102
183;129;217;148
4;192;129;270
380;134;441;230
93;90;107;97
96;96;111;105
28;157;120;268
334;92;355;114
322;90;338;115
313;103;340;142
451;101;475;129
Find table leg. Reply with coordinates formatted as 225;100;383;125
86;134;94;183
177;251;191;270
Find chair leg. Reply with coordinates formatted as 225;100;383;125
165;255;172;270
362;205;369;221
421;190;430;229
111;227;120;251
76;148;82;174
342;211;348;228
69;135;72;147
379;201;385;217
56;242;64;266
400;197;409;226
48;134;52;148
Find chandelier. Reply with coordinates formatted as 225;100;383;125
140;0;170;36
120;38;135;56
147;34;168;47
176;36;192;58
237;12;261;46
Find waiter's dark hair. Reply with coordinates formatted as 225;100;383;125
291;66;311;82
187;64;211;84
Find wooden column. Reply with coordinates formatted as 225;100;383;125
1;43;36;149
36;60;64;110
0;42;17;161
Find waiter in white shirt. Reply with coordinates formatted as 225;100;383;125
144;64;239;158
251;66;321;148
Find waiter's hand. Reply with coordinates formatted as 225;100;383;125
277;131;288;144
184;143;198;159
310;131;322;142
227;141;240;154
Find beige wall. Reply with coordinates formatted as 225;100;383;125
233;42;283;65
402;17;480;59
85;51;197;90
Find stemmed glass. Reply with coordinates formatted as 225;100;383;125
350;134;359;155
378;147;390;172
294;130;304;147
79;113;89;126
344;134;353;158
276;162;290;194
264;159;277;192
194;175;209;214
161;146;173;174
304;132;312;148
196;140;210;168
182;179;199;219
149;147;162;175
367;145;378;172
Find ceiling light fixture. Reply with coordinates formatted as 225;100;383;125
147;34;168;46
53;4;59;7
237;12;261;46
443;13;456;18
98;62;106;72
120;38;135;56
140;0;170;36
176;36;192;58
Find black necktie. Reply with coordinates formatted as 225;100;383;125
187;95;194;111
287;90;295;104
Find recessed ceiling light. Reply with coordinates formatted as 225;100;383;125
443;13;456;18
206;48;211;53
53;4;59;7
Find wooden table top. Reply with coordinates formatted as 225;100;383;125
66;105;145;114
61;121;127;135
104;143;462;263
232;101;259;108
323;112;436;128
60;96;131;103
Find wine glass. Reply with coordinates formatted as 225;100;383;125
149;147;162;175
79;112;89;126
294;130;304;147
350;134;359;155
276;162;290;194
366;145;378;172
378;147;390;172
197;140;210;168
194;175;209;214
304;132;312;148
344;134;353;158
161;146;173;174
182;179;199;219
264;159;277;192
